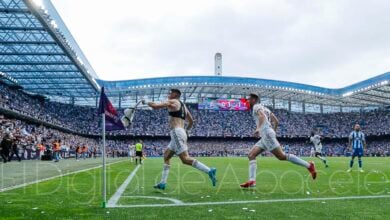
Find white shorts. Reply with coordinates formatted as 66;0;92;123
255;128;280;151
128;151;134;157
168;128;188;155
315;145;323;153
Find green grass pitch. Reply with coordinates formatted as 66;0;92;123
0;157;389;219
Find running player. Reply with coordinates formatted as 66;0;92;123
347;124;366;173
240;93;317;188
310;132;329;168
147;89;217;190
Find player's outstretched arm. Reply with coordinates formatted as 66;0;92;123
147;100;175;110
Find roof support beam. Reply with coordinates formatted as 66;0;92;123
0;41;57;45
0;61;73;65
15;76;84;80
0;26;45;31
0;52;66;56
0;8;30;13
23;82;88;85
6;70;79;73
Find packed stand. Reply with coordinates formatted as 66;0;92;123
0;82;389;139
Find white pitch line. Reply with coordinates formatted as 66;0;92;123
121;196;184;205
111;194;390;208
107;164;141;207
0;160;126;193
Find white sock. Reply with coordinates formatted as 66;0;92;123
160;164;170;184
287;154;310;168
249;160;257;181
192;160;211;173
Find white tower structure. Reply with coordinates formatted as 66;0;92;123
214;53;222;76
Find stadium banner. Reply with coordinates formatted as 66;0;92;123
198;98;250;111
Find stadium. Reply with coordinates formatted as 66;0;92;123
0;0;389;219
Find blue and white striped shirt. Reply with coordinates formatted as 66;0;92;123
349;131;365;149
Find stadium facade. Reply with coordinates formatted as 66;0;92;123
0;0;389;113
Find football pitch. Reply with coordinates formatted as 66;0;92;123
0;157;389;219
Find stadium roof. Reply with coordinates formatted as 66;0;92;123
0;0;99;100
0;0;389;108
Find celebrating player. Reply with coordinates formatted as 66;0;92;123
240;93;317;188
147;89;217;190
347;124;366;173
309;132;329;168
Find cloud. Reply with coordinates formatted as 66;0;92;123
52;0;390;88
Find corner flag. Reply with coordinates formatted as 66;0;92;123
98;87;124;208
98;87;125;131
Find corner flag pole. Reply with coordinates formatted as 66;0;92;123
102;102;107;208
102;111;107;208
98;87;124;208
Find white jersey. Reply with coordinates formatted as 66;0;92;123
252;104;280;151
310;135;323;153
252;104;273;136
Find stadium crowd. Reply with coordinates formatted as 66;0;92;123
1;84;389;138
127;107;390;138
0;115;103;163
0;113;388;163
0;83;389;163
0;84;390;137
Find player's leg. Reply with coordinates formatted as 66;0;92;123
348;153;356;172
178;151;217;186
240;145;263;188
154;148;175;190
136;152;141;165
178;150;209;171
315;152;328;168
139;152;143;164
358;150;364;172
358;156;363;172
173;128;217;186
271;147;317;180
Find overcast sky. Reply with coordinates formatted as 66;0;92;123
51;0;390;88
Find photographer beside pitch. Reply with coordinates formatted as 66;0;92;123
144;89;217;190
